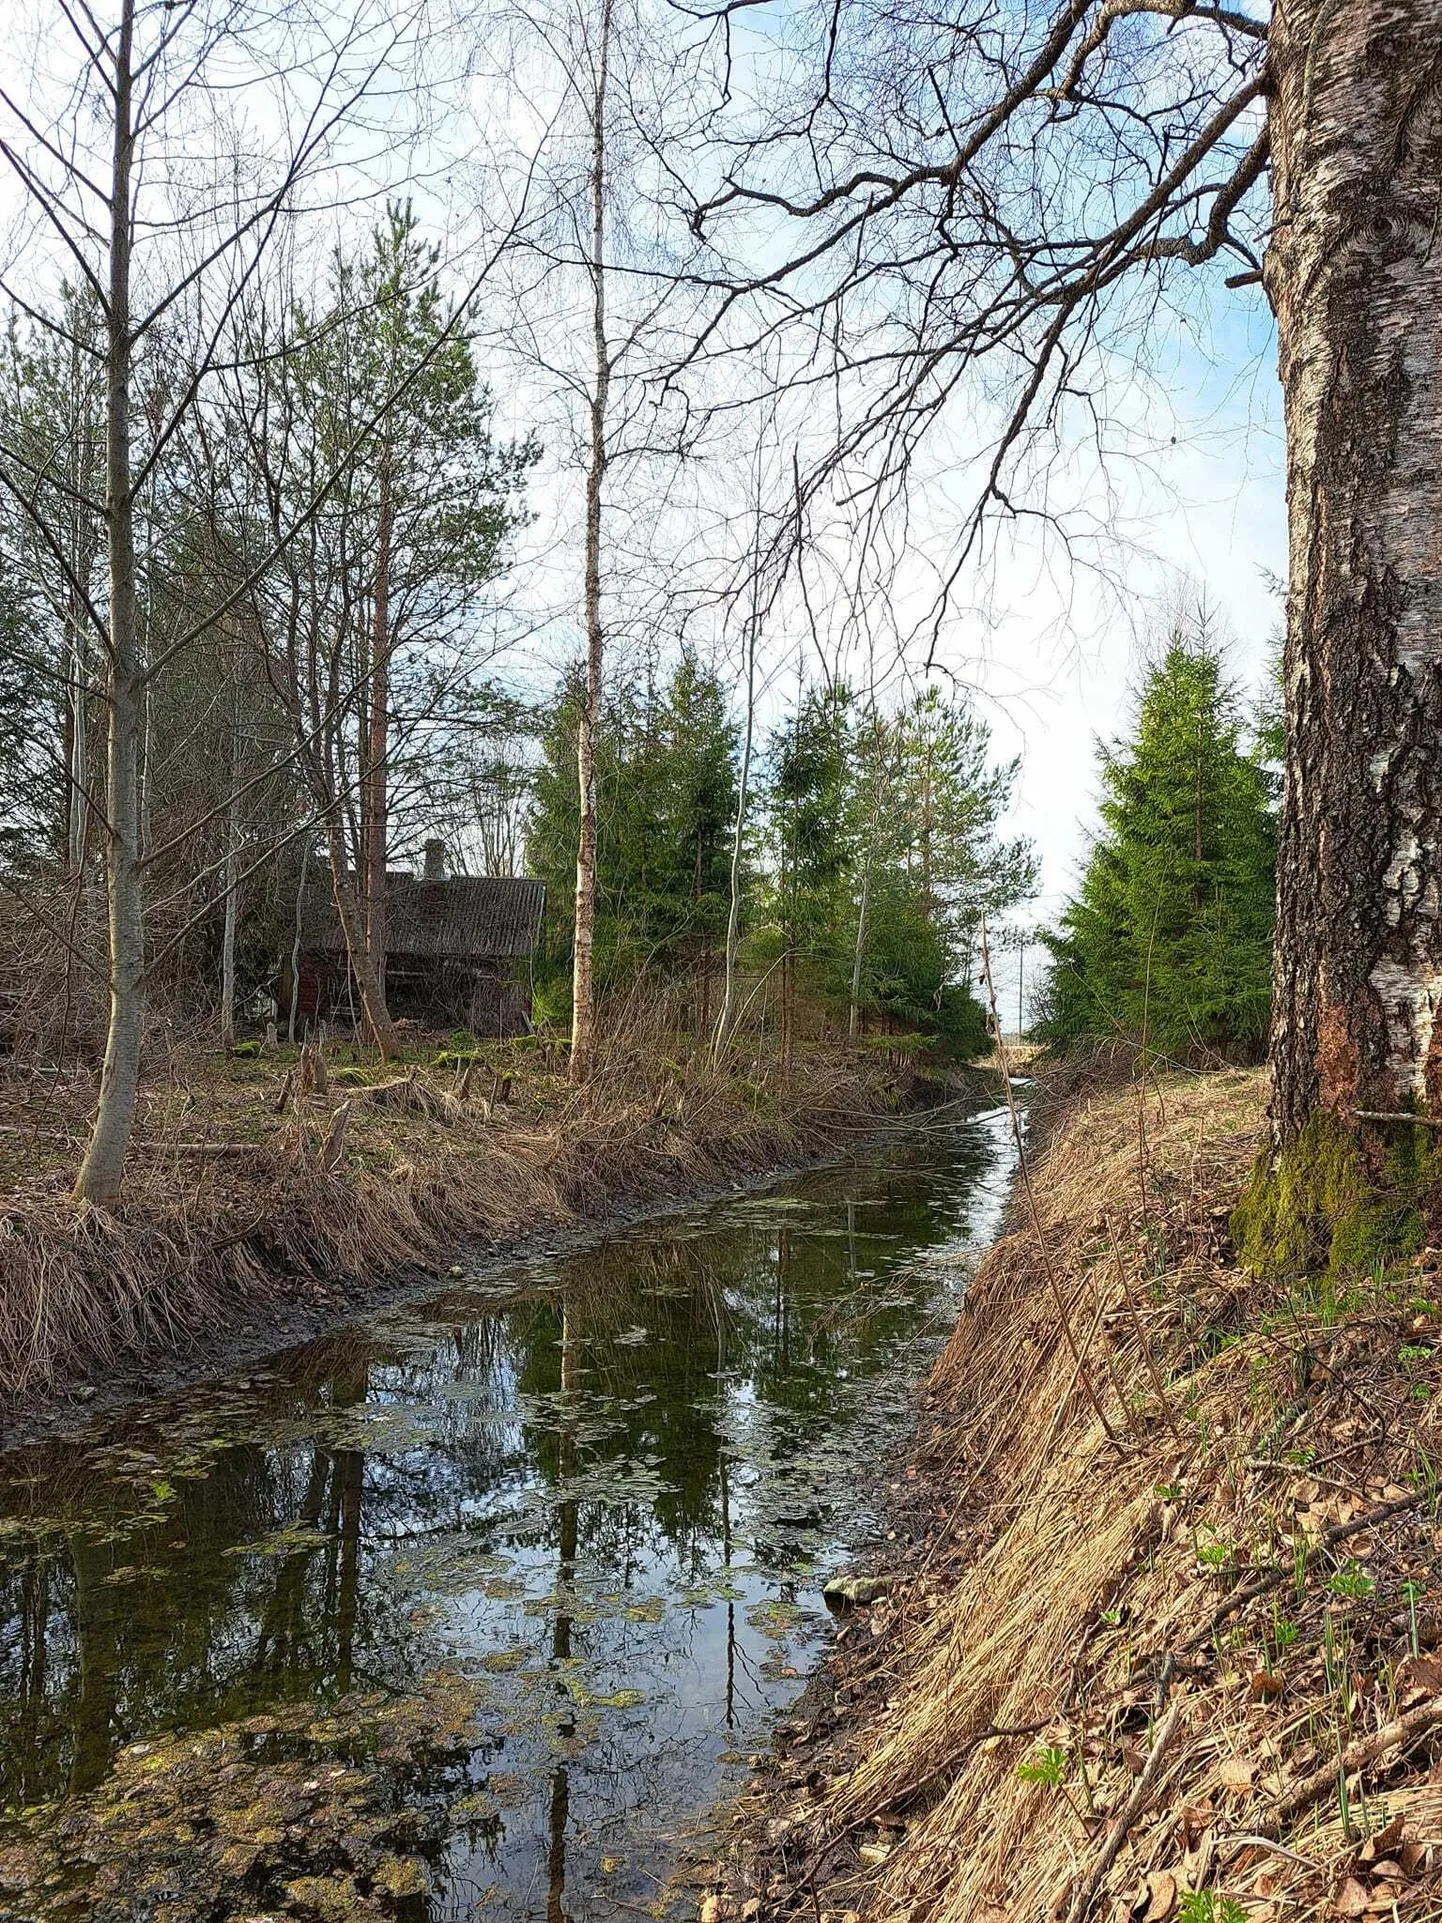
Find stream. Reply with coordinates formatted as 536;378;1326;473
0;1105;1016;1923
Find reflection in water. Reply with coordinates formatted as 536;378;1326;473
0;1111;1014;1920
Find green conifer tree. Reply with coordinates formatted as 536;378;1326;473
1039;633;1276;1058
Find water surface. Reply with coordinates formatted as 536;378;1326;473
0;1109;1014;1922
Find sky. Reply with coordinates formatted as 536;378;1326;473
980;325;1286;927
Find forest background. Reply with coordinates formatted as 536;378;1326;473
0;0;1287;1209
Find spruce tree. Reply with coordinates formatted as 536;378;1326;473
1039;635;1276;1059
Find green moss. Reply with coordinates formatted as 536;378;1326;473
1232;1109;1429;1283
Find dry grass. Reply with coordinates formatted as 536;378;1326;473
0;1029;932;1404
723;1068;1442;1923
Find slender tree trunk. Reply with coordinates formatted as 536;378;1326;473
1264;0;1442;1144
363;454;392;1007
74;0;144;1206
64;329;91;874
322;810;401;1059
219;667;242;1051
219;786;240;1052
713;648;755;1060
714;532;760;1063
849;855;873;1041
288;838;309;1045
570;0;614;1085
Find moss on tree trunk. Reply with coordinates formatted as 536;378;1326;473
1233;1112;1434;1282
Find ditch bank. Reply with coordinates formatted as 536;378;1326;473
716;1067;1442;1923
0;1044;983;1442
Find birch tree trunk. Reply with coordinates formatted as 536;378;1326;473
712;596;757;1063
1264;0;1442;1144
848;856;872;1042
74;0;144;1206
362;453;392;1012
323;810;401;1060
569;0;615;1086
219;786;240;1053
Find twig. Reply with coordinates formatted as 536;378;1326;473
1247;1457;1369;1496
1063;1700;1184;1923
1106;1209;1185;1440
167;1140;267;1158
1262;1695;1442;1831
1216;1833;1321;1871
980;915;1126;1449
1179;1491;1423;1653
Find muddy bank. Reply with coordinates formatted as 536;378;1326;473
718;1068;1442;1923
0;1045;990;1444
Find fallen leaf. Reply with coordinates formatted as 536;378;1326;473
1397;1654;1442;1700
1359;1815;1406;1864
1177;1806;1213;1850
1143;1869;1177;1921
1333;1878;1369;1917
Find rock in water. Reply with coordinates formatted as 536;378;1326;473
822;1573;892;1609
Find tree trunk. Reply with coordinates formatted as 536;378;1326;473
63;328;92;875
712;606;755;1063
74;0;144;1207
219;786;240;1052
288;838;309;1044
363;454;392;1009
849;855;872;1041
569;0;615;1086
322;810;401;1060
1264;0;1442;1143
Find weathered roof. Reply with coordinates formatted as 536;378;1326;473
300;875;546;960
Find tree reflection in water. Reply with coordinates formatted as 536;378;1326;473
0;1111;1014;1920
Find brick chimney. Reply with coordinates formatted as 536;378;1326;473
423;838;447;882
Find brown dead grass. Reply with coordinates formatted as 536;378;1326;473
724;1068;1442;1923
0;1032;932;1404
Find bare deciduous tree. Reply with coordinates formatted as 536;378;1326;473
694;0;1442;1145
0;0;416;1197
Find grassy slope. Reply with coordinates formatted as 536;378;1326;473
723;1068;1442;1923
0;1035;950;1408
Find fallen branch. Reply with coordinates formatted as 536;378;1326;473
1063;1700;1184;1923
166;1141;268;1159
1263;1695;1442;1832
